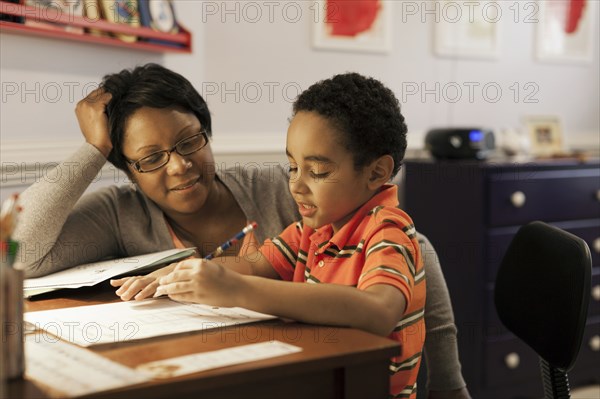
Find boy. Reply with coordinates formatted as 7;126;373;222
157;72;426;397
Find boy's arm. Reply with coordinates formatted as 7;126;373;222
242;273;406;336
210;251;281;279
112;250;279;301
157;259;406;336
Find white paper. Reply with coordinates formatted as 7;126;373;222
137;340;302;378
24;248;195;290
24;297;277;347
25;334;150;398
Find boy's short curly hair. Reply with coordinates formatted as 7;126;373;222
100;63;212;172
292;72;407;178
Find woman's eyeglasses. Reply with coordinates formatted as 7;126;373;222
127;131;209;173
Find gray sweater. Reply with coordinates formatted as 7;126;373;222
14;143;466;391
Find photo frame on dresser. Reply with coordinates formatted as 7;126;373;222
523;115;564;157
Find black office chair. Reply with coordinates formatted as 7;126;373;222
494;221;592;399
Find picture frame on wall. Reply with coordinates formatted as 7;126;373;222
312;0;392;54
535;0;597;64
523;115;564;157
433;0;500;59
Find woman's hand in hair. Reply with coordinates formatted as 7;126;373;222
75;87;113;158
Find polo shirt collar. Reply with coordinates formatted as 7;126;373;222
310;184;399;253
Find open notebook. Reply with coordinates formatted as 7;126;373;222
23;248;196;298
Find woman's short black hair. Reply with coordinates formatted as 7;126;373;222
292;72;407;178
100;63;211;171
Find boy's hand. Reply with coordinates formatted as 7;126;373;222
111;263;177;301
75;87;113;158
155;259;243;307
111;275;158;301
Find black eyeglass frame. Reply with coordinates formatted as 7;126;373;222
126;130;209;173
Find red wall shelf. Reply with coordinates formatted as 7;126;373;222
0;1;192;54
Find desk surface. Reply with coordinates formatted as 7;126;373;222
10;285;399;399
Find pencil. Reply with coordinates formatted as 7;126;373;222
152;222;258;299
204;222;258;260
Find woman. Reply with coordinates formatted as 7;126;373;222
14;64;469;398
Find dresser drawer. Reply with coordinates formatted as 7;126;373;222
483;336;540;389
590;270;600;317
487;169;600;227
485;288;507;336
487;223;600;283
569;319;600;386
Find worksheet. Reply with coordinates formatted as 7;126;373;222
24;297;276;347
25;334;150;397
137;341;302;378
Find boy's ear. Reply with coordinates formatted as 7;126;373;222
367;155;394;189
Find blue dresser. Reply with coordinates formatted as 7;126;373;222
404;159;600;398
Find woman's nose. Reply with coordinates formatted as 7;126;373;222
166;152;192;175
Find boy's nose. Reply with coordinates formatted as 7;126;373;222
289;173;309;194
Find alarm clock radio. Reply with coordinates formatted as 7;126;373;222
425;128;495;160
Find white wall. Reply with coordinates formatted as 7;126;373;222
0;1;204;143
0;0;206;200
200;0;599;148
1;0;599;199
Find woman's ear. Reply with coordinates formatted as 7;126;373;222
367;155;394;189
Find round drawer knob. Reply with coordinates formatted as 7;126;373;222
593;285;600;302
505;352;520;369
593;238;600;254
596;189;600;202
589;335;600;352
510;191;526;208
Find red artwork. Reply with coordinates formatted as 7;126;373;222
566;0;586;34
325;0;381;37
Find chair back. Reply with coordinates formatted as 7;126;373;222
494;221;591;371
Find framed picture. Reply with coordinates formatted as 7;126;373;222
523;116;564;157
536;0;597;64
312;0;392;53
433;0;500;59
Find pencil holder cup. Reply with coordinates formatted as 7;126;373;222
1;241;25;380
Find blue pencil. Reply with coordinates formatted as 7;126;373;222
204;221;257;260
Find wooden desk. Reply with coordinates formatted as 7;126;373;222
9;285;399;399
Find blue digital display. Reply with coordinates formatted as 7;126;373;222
469;130;483;142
